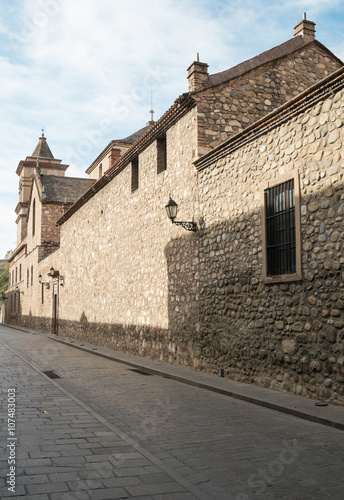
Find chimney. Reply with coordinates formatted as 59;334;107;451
187;54;209;92
109;148;121;166
294;13;316;42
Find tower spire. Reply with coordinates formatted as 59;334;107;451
147;90;155;126
32;132;54;159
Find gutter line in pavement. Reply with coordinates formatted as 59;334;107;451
48;334;344;432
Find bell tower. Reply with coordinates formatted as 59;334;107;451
15;131;69;246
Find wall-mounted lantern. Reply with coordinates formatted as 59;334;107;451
165;196;197;232
47;267;59;278
38;274;50;289
15;286;24;295
46;267;64;286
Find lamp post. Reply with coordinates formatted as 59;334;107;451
38;274;50;289
46;267;64;286
165;196;197;232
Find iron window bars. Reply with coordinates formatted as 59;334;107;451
265;179;296;276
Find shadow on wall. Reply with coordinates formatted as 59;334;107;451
5;179;344;403
164;186;344;404
8;311;175;363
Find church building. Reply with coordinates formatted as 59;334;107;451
6;17;344;404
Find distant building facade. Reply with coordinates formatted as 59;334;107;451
6;17;344;403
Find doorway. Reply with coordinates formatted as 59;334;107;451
52;286;58;335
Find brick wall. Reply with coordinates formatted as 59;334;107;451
41;204;62;245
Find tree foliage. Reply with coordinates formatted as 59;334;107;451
0;263;9;301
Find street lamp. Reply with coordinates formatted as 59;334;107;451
165;196;197;232
45;268;64;286
47;267;60;278
38;274;50;289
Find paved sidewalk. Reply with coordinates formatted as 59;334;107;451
46;332;344;432
1;324;344;500
0;328;209;500
4;323;344;432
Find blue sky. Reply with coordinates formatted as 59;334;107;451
0;0;343;258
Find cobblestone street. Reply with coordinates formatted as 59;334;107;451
1;325;344;499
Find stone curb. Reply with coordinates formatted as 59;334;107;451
47;333;344;433
3;324;344;432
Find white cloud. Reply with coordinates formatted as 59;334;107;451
0;195;17;258
0;0;343;258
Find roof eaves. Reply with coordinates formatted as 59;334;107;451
86;140;118;174
205;37;306;89
58;93;196;226
312;39;344;66
9;243;27;262
195;65;344;171
192;37;343;94
86;131;150;175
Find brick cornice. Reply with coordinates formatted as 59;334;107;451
85;140;131;175
9;243;27;262
58;93;196;226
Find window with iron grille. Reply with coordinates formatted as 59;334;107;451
264;179;296;276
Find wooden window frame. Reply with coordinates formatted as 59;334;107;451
261;170;302;283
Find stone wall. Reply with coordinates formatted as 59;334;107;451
16;213;27;244
195;44;342;155
52;108;200;358
195;83;344;403
6;57;344;405
5;177;63;326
